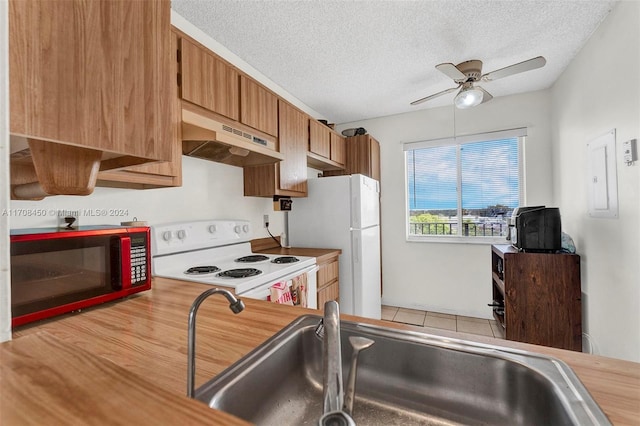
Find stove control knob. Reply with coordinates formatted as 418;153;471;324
242;224;250;233
234;225;241;234
177;230;187;240
208;225;217;234
162;231;172;241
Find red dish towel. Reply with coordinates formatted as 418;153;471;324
269;281;293;305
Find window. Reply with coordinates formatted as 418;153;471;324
404;128;525;241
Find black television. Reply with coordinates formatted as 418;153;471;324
510;206;562;252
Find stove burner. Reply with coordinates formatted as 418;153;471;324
272;256;300;264
217;268;262;279
235;255;270;263
184;266;221;275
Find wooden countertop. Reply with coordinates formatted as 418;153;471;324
5;278;640;425
251;237;341;264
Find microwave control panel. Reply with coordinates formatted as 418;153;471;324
130;233;149;285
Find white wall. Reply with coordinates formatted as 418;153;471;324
9;156;284;237
551;0;639;362
337;90;554;319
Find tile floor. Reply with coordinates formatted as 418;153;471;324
382;305;505;339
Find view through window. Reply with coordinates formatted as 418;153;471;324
405;129;525;240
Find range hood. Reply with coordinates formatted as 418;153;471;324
181;104;284;167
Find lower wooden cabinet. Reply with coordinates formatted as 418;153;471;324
491;244;582;351
316;254;340;307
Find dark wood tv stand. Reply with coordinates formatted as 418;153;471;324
490;244;582;351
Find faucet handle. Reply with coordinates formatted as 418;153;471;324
343;336;375;416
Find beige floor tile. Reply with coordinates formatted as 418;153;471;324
457;319;494;337
456;315;490;324
397;307;427;316
393;309;426;326
381;306;398;321
423;315;456;331
426;311;456;320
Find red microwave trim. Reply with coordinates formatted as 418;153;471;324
10;226;151;242
10;280;151;328
10;226;152;328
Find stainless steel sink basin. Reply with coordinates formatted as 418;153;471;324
195;315;610;425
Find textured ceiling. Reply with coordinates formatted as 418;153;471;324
172;0;617;124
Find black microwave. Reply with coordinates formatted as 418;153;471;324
510;206;561;252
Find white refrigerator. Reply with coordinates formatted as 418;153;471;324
288;174;381;319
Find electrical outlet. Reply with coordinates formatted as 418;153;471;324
263;214;269;228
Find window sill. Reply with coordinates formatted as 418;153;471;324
406;235;510;245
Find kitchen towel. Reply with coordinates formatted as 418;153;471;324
269;281;293;305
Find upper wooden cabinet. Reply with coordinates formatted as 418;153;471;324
325;134;380;181
179;37;239;121
307;120;346;171
309;119;331;158
329;132;346;166
97;29;182;189
244;100;308;197
278;100;308;194
240;76;278;137
9;0;172;163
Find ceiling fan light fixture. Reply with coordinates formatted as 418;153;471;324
454;85;484;109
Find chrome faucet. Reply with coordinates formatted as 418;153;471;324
318;301;374;425
187;288;245;398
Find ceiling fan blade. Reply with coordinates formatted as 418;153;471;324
435;63;467;82
410;86;460;106
481;56;546;82
477;86;493;105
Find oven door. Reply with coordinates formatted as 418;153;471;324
10;234;126;326
240;266;318;309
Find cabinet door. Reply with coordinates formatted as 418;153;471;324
240;76;278;137
369;136;381;181
317;281;340;306
97;29;182;188
278;100;308;194
330;132;346;166
179;37;239;121
10;0;172;161
348;135;380;180
309;119;331;158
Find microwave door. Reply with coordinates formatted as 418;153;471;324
10;236;121;319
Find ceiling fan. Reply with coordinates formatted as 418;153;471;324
410;56;546;109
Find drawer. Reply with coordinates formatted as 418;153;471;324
317;280;339;306
317;261;339;288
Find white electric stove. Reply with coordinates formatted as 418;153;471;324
151;220;317;308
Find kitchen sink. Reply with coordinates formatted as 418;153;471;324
195;315;610;425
